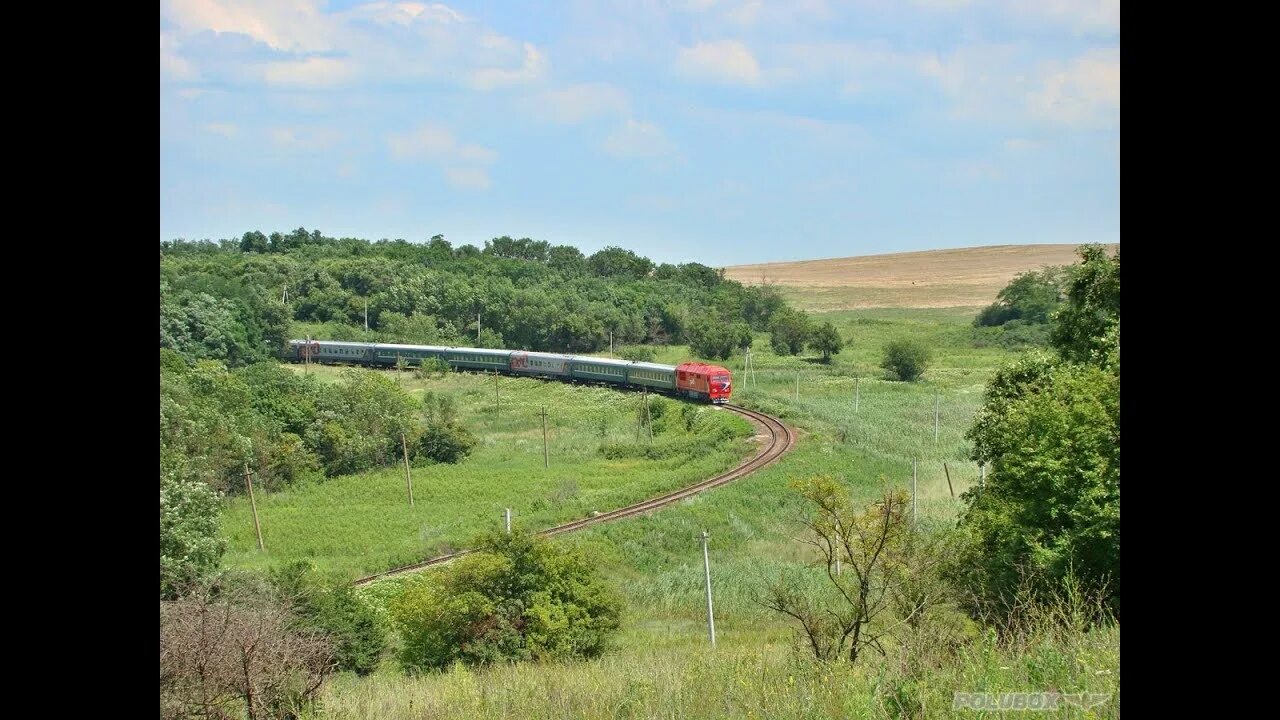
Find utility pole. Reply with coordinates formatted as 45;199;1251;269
610;330;614;358
477;308;482;344
541;405;549;469
244;463;264;551
834;532;842;576
505;508;511;534
854;377;860;413
645;387;653;441
304;335;311;375
934;393;940;444
494;370;500;417
364;298;369;332
795;372;800;402
700;530;716;648
911;458;918;528
980;463;985;490
401;433;414;507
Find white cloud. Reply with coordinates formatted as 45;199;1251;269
1009;0;1120;34
269;126;343;150
160;32;196;81
262;57;353;87
388;123;497;163
444;167;492;189
603;119;677;158
530;83;631;124
161;1;545;92
162;0;334;52
1028;48;1119;126
389;123;497;188
675;40;761;85
204;122;237;138
470;42;547;90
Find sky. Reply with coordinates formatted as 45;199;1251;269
159;0;1120;266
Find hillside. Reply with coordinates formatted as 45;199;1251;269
724;243;1119;311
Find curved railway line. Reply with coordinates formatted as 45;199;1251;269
353;404;795;586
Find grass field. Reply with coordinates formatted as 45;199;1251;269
221;367;756;579
280;306;1119;719
724;244;1119;311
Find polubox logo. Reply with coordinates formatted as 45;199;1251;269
953;692;1110;711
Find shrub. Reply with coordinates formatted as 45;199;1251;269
619;345;656;362
390;531;623;671
415;422;478;464
880;339;932;381
270;561;388;676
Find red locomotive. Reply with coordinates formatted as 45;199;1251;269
675;362;732;404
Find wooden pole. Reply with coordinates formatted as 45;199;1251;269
645;387;653;441
244;463;264;551
701;530;716;648
980;463;985;490
505;508;511;534
854;377;859;413
911;458;918;528
494;370;500;417
795;372;799;402
401;433;414;507
934;392;940;443
944;462;954;498
541;405;549;469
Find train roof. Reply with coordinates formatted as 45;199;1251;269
628;361;677;372
373;343;452;352
570;356;634;368
290;339;372;348
511;350;576;361
444;346;514;354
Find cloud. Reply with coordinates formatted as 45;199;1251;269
204;122;237;138
603;119;677;158
389;123;497;189
161;1;545;92
529;83;631;124
675;40;761;85
444;167;492;189
268;126;343;150
162;0;334;53
1028;48;1119;127
470;42;547;90
262;57;353;87
388;123;497;164
160;32;196;81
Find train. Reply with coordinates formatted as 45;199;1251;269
286;340;733;404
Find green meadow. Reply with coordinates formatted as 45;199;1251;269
224;307;1119;718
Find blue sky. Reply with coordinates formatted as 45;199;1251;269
160;0;1119;266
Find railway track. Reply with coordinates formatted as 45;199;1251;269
353;404;795;586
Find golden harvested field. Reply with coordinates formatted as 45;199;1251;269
724;243;1118;311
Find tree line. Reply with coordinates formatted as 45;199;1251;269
161;229;792;366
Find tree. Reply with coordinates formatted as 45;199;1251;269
974;267;1067;327
390;531;622;671
686;318;749;360
959;353;1120;619
271;561;388;676
160;475;227;599
160;578;335;719
1051;245;1120;366
810;321;844;362
770;310;812;356
761;477;913;664
880;339;931;381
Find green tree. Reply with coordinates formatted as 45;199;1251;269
160;475;226;598
271;561;388;676
810;321;844;362
880;339;931;381
959;354;1120;618
975;267;1068;327
1050;245;1120;365
390;531;622;671
770;310;812;356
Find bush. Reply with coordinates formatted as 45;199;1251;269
390;531;623;671
160;475;226;599
880;339;931;381
414;357;452;378
619;345;656;362
270;561;388;676
415;422;478;464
